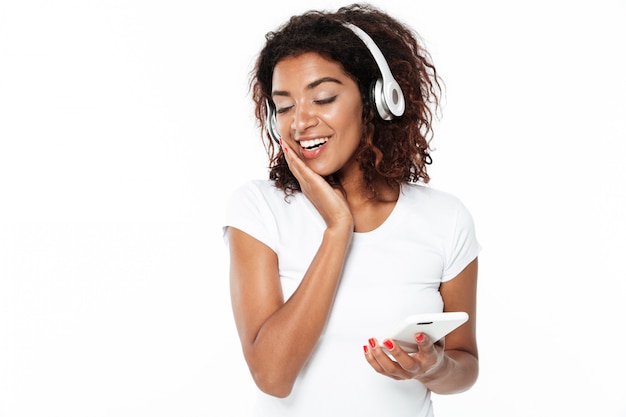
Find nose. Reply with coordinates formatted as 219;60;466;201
292;102;318;134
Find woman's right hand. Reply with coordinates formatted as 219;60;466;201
281;139;354;232
228;141;356;397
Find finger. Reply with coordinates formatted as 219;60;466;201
381;339;418;373
280;138;323;189
280;138;304;177
363;340;387;375
414;333;441;366
364;338;406;379
413;333;445;376
415;332;435;355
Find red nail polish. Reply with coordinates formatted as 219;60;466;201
383;340;394;350
415;333;425;343
363;345;369;354
368;338;377;348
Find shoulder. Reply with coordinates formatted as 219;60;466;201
230;179;278;196
226;179;310;220
399;183;476;233
223;180;286;249
400;183;466;211
228;179;285;205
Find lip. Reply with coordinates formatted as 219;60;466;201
297;135;331;160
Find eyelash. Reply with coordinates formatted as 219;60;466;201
314;96;337;105
275;95;338;114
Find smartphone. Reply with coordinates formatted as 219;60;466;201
385;312;469;352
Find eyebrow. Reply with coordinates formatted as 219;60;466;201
272;76;343;97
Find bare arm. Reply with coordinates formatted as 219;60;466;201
229;225;351;397
228;141;354;398
418;258;479;393
364;258;479;394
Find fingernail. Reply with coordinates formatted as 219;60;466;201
363;345;369;354
383;340;394;350
415;333;425;343
368;338;377;348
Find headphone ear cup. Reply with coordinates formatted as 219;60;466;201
266;102;281;144
371;78;392;120
344;23;405;121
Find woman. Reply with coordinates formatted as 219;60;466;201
223;4;480;416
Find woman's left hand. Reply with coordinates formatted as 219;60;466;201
364;333;447;382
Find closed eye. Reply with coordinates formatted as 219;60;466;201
275;95;337;114
315;96;337;105
275;105;293;114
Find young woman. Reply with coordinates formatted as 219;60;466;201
223;4;481;416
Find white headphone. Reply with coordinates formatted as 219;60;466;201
267;22;405;144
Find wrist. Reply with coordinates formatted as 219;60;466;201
324;222;354;242
415;353;451;384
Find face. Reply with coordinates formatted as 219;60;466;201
271;52;364;177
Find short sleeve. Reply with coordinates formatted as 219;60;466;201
441;202;481;282
222;181;278;252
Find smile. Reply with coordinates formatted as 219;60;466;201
299;137;329;150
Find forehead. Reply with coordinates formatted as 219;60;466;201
271;52;351;90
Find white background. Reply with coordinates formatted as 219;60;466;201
1;0;625;416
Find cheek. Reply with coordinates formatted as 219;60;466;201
275;113;296;139
324;102;363;132
276;117;288;138
335;110;363;142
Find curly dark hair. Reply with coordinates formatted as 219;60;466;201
250;3;441;195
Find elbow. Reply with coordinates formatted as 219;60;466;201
243;345;299;398
252;369;295;398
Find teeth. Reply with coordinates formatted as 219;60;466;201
300;137;329;149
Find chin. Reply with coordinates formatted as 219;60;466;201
308;165;337;179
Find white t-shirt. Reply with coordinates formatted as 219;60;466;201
223;179;481;417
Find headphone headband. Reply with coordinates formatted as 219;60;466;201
343;22;405;120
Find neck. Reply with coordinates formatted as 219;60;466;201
339;175;400;233
337;170;399;207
